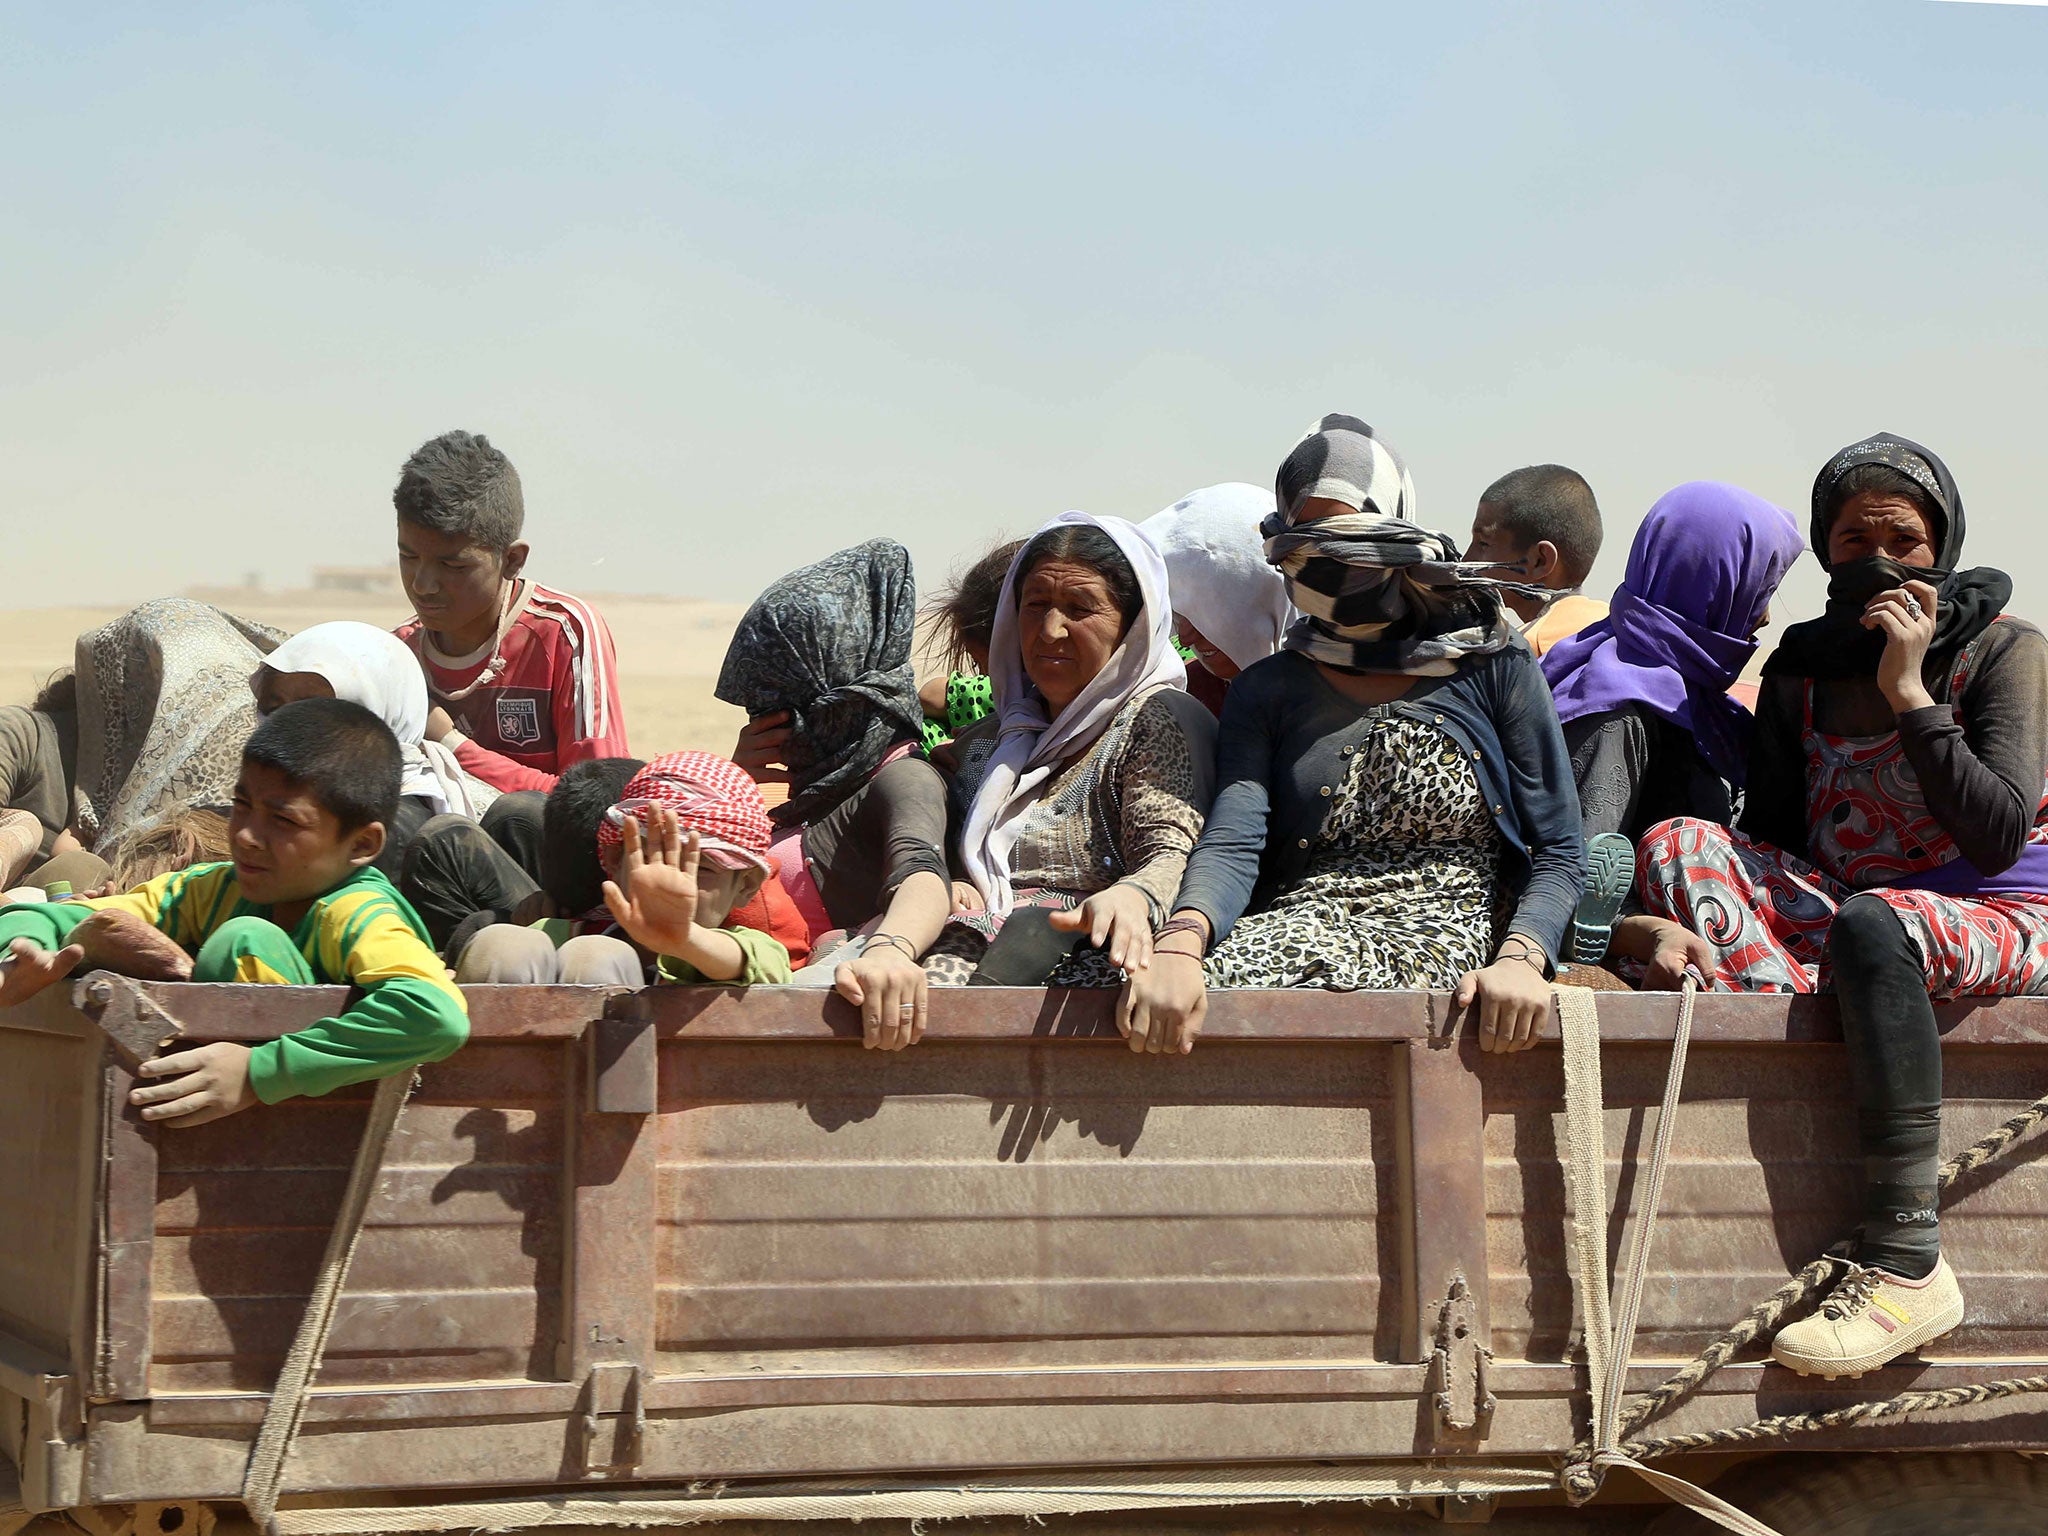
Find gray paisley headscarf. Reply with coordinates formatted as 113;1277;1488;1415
715;539;924;828
1267;414;1544;676
73;598;287;857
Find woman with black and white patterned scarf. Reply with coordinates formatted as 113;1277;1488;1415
1119;414;1587;1055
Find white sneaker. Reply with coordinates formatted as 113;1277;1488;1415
1771;1256;1964;1379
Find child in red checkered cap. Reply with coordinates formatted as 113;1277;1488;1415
597;751;792;984
453;751;791;986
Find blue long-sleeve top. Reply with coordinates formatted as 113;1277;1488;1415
1172;647;1587;968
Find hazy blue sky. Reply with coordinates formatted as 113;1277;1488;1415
4;1;2044;630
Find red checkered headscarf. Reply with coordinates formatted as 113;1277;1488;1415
597;751;773;873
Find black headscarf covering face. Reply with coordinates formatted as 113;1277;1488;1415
1765;432;2011;684
715;539;925;828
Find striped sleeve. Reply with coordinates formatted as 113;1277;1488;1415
532;585;631;769
245;887;469;1102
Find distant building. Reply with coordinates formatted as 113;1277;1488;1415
311;566;402;597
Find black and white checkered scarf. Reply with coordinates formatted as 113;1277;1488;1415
1266;415;1547;676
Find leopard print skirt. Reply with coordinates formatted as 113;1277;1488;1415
1205;716;1500;991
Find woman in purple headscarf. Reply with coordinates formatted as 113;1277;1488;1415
1541;482;1804;843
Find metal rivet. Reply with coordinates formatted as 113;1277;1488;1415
1297;838;1309;849
1433;715;1443;724
1320;785;1332;797
1492;805;1504;814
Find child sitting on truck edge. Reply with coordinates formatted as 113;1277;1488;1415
0;698;469;1126
454;751;793;987
393;429;631;796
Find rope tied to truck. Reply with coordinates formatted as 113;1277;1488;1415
1553;977;2048;1529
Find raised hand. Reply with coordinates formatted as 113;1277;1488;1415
602;806;703;956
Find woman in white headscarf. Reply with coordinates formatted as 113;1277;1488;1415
1142;482;1295;706
255;622;496;840
927;512;1217;988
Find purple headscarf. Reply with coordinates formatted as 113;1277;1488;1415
1541;482;1804;783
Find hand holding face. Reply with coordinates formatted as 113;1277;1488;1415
1864;579;1939;714
733;712;794;784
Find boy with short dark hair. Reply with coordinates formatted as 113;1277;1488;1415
393;430;630;793
0;699;469;1126
1465;463;1609;657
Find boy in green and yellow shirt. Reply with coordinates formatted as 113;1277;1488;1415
0;698;467;1125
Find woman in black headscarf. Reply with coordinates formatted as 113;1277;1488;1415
717;539;953;1049
1617;432;2048;1379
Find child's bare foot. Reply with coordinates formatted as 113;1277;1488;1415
71;910;194;981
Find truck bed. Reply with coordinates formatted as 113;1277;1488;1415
4;979;2046;1516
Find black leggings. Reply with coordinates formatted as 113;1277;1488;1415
1827;893;1943;1277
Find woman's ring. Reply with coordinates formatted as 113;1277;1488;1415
1901;594;1923;619
898;1002;916;1013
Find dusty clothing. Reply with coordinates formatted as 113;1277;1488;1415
1204;716;1499;991
1564;705;1733;843
455;926;644;987
72;599;285;855
926;687;1216;985
0;705;74;860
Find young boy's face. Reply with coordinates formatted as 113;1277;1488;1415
692;863;765;929
397;519;529;639
229;762;385;908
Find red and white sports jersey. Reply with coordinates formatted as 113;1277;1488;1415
396;581;630;794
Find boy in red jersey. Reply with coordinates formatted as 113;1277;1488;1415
392;431;631;795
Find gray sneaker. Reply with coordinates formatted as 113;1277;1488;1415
1570;833;1638;964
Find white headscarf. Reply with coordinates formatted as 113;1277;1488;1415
260;622;491;819
959;512;1185;916
1141;483;1296;674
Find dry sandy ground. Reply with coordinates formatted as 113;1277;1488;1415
0;589;756;759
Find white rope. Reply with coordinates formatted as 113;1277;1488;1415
242;1071;414;1535
1556;980;1785;1536
265;1465;1560;1534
